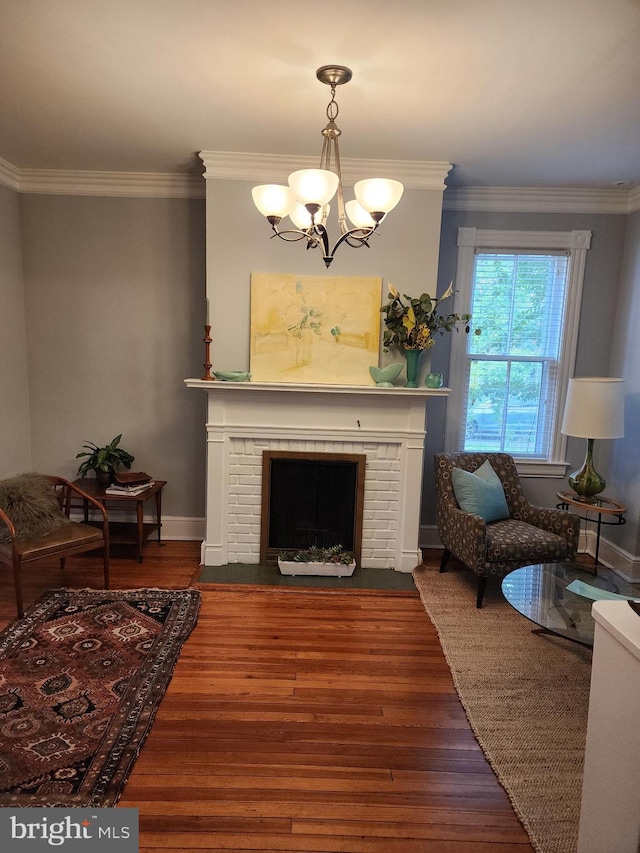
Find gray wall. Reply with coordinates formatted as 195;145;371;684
0;183;31;474
206;181;446;379
18;193;207;519
605;209;640;555
3;183;638;559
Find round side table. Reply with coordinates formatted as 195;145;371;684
556;491;626;565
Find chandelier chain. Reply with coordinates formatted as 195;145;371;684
326;85;339;122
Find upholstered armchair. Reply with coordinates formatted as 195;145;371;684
0;474;109;618
435;452;579;607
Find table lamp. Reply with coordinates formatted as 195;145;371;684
560;377;624;501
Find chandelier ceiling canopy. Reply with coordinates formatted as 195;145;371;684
252;65;404;268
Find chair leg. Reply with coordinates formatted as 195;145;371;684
103;547;110;590
439;549;450;573
476;575;487;609
13;563;24;619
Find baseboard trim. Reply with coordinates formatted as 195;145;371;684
161;516;205;540
582;530;640;583
70;512;205;541
420;525;443;550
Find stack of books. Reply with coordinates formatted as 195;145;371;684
105;472;154;496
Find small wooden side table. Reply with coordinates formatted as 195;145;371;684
74;478;167;563
556;491;626;565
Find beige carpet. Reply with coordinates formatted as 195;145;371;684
412;563;592;853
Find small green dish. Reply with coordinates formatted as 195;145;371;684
369;363;403;387
213;371;251;382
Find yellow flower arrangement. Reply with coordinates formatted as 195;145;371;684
381;283;476;352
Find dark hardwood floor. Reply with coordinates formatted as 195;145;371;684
0;541;534;852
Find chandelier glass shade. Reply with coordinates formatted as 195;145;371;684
251;66;404;268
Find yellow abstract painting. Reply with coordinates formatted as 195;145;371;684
250;273;382;384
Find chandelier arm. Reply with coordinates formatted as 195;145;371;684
332;138;348;235
312;224;331;259
270;225;321;246
327;225;378;259
344;233;373;248
319;134;331;170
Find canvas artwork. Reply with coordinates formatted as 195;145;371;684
250;273;382;384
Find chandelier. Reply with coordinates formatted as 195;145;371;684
251;65;404;268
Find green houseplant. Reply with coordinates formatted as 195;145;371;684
277;544;356;577
380;282;476;352
76;434;135;486
380;282;479;387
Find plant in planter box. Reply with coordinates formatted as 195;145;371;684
277;544;356;577
76;434;135;486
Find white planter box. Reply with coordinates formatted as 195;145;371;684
277;559;356;577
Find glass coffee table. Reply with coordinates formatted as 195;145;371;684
502;562;640;648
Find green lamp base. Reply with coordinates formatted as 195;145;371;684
568;438;606;502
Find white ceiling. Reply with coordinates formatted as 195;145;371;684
1;0;639;189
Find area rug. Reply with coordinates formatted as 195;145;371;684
413;564;592;853
0;587;200;807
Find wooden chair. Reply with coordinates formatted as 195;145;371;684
435;452;579;607
0;475;109;618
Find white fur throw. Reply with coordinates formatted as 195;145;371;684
0;473;68;543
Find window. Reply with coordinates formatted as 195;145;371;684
446;228;591;475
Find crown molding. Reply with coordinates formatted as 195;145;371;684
0;157;20;191
0;153;637;211
443;185;637;214
198;151;453;190
0;162;205;198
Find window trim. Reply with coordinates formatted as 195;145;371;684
445;228;592;476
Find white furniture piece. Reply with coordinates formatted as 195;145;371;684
577;600;640;853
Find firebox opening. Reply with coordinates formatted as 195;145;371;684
260;451;365;566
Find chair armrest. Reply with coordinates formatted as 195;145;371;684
0;505;17;541
49;476;109;527
518;503;579;555
437;500;488;571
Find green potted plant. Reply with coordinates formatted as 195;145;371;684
277;544;356;577
76;434;135;486
380;282;480;387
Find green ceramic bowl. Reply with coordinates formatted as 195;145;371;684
213;371;251;382
369;363;403;387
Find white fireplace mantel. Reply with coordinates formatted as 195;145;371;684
186;379;449;572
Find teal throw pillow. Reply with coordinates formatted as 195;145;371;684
451;460;509;523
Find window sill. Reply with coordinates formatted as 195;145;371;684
515;460;570;478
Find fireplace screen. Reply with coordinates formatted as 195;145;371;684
260;451;365;565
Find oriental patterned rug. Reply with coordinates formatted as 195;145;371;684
0;587;200;807
413;564;591;853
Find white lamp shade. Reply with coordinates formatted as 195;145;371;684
354;178;404;214
288;169;339;206
561;377;625;439
290;203;329;230
252;184;295;218
345;199;377;229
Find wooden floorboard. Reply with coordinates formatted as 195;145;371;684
0;541;534;852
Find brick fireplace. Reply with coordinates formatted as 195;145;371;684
185;379;448;572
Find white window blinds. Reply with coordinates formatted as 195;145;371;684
461;252;569;458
